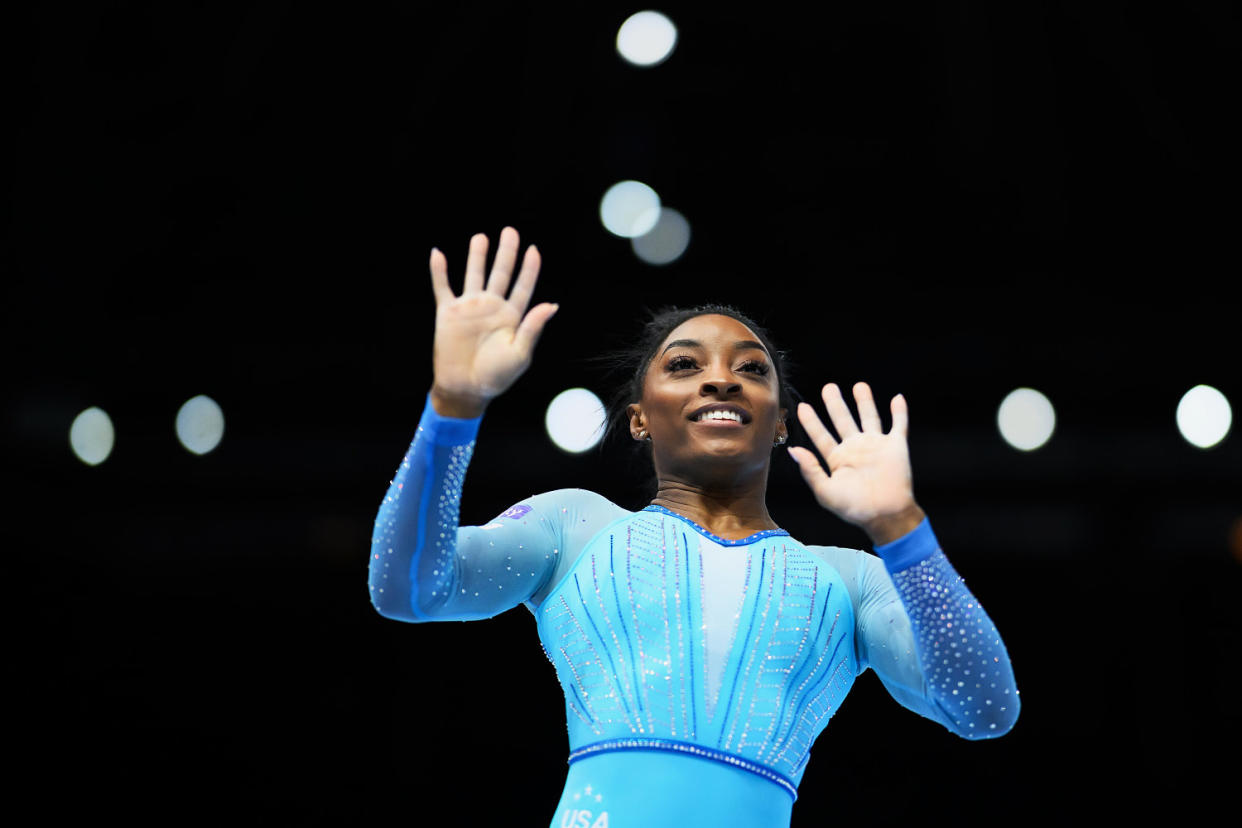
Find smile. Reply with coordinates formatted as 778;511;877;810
692;410;746;425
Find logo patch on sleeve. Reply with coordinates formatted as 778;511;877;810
499;504;532;520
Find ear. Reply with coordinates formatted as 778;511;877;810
627;403;647;441
776;408;788;443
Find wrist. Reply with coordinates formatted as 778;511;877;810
429;385;489;419
863;503;926;547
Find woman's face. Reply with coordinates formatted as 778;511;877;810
629;314;787;478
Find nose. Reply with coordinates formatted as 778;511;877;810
700;378;742;396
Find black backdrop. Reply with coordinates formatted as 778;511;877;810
9;3;1239;825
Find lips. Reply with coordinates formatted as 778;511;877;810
688;403;751;424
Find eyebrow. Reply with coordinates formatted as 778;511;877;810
662;338;770;356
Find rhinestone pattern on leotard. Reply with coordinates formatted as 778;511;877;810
536;509;858;795
888;549;1018;736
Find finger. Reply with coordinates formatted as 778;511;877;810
821;383;860;440
854;382;883;433
796;401;839;459
463;232;489;293
513;301;559;354
891;393;909;439
487;226;519;296
429;247;453;306
506;244;541;315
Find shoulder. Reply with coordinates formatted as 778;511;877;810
801;542;890;600
802;542;872;568
504;488;632;535
518;487;627;514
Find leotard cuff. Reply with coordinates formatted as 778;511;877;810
872;516;939;573
418;392;482;446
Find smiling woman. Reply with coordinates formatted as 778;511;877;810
368;228;1020;828
616;311;792;537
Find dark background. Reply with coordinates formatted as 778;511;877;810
8;2;1239;825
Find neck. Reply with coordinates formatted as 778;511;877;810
649;467;777;540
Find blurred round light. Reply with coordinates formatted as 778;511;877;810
997;388;1056;451
69;407;115;465
175;395;225;455
600;180;662;238
545;388;606;453
1176;384;1231;449
616;11;678;67
631;207;691;265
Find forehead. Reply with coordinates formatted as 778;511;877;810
659;314;763;349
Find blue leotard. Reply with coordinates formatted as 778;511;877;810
369;396;1020;828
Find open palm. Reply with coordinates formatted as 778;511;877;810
429;227;558;406
789;382;917;529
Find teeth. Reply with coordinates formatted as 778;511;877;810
697;410;742;422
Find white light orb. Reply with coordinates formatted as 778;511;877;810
69;407;115;465
997;387;1056;451
631;207;691;265
1176;384;1232;449
600;180;662;238
616;11;678;67
545;388;607;453
175;394;225;455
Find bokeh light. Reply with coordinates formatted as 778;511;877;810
69;407;115;465
600;180;662;238
997;388;1056;451
616;11;678;67
175;395;225;455
545;388;607;453
631;207;691;265
1175;384;1231;449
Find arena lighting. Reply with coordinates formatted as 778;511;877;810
616;10;678;67
600;180;662;238
631;207;691;265
175;395;225;455
1175;384;1231;449
69;406;115;465
996;388;1056;451
545;388;607;453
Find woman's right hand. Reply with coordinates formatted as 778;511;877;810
428;227;558;418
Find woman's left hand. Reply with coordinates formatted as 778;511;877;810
788;382;924;546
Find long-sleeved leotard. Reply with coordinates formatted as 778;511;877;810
370;396;1020;828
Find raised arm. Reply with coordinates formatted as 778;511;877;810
368;227;559;622
791;382;1019;738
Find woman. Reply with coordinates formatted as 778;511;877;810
369;227;1019;827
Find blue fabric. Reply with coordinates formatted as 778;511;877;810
370;398;1021;826
873;515;938;571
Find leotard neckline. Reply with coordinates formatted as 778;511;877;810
641;504;790;546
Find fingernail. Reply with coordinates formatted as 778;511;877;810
786;446;798;462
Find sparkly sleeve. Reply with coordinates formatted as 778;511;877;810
368;394;562;623
856;518;1020;739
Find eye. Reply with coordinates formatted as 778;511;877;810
666;355;698;371
739;360;770;376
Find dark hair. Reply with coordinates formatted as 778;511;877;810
591;304;804;461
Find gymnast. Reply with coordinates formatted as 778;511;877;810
369;227;1019;827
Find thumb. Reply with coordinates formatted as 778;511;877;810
514;302;559;354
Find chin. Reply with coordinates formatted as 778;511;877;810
689;439;767;463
